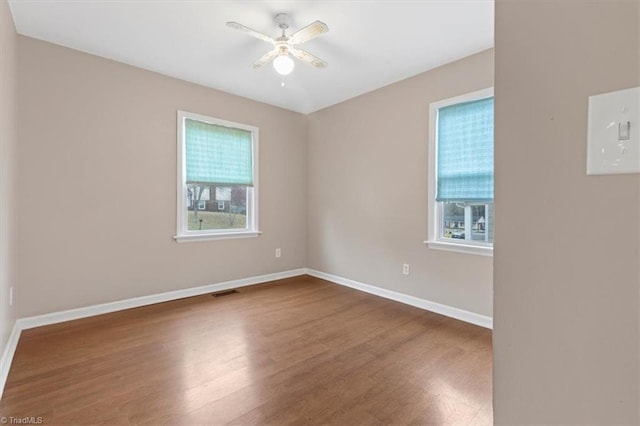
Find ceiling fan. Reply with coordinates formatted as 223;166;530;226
226;13;329;76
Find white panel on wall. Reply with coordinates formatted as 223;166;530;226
587;86;640;175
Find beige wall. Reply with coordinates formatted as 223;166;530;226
0;0;18;353
17;37;308;317
16;33;494;321
307;49;494;317
494;0;640;424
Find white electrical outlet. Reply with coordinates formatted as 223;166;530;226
402;264;410;275
9;286;13;306
275;248;281;258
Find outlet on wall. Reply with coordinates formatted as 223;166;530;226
275;248;281;258
402;264;410;275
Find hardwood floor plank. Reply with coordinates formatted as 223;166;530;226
0;276;492;425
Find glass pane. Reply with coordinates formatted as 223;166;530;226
187;184;247;231
442;202;466;239
470;204;490;242
441;202;493;243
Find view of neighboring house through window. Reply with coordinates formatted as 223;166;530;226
428;88;494;255
175;111;259;242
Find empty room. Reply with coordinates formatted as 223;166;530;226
0;0;638;425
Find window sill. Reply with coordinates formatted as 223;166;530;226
175;231;261;243
424;240;493;257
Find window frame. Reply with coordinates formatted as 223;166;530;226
174;110;260;243
426;87;494;257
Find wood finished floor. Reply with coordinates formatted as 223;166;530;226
0;275;492;425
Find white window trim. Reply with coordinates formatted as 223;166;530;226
426;87;494;257
174;110;260;243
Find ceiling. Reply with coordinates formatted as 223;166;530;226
8;0;494;114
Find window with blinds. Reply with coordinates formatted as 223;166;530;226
185;119;254;186
175;111;259;242
427;88;494;255
436;97;494;203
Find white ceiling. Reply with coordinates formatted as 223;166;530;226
8;0;494;114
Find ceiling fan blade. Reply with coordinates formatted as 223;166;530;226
226;21;275;44
289;20;329;45
289;48;328;69
252;48;278;69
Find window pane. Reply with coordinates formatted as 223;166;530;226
441;202;493;243
470;204;490;242
442;202;466;239
187;184;247;231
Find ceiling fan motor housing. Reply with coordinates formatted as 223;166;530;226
274;13;291;30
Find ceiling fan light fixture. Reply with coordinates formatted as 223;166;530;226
227;14;328;77
273;53;295;75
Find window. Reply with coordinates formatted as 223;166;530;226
427;88;494;256
175;111;259;242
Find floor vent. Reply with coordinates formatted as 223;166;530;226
212;289;238;297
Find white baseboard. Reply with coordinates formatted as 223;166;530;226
18;268;307;331
0;322;21;399
305;269;493;329
15;268;491;332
